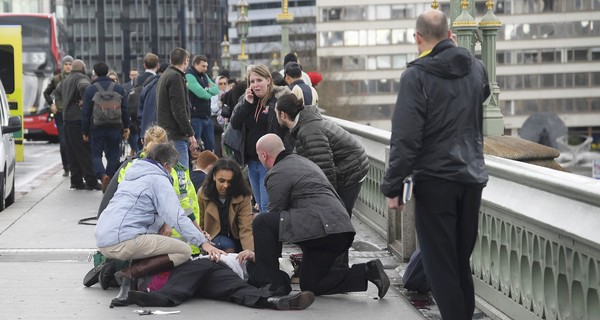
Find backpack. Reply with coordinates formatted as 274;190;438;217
92;82;122;127
127;79;142;120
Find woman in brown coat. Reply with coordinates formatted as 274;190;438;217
198;158;254;253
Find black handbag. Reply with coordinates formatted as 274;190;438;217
220;103;232;119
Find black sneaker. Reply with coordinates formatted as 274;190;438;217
83;264;103;287
86;182;102;191
70;183;86;190
98;261;117;290
62;170;69;177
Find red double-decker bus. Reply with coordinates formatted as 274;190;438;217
0;13;69;142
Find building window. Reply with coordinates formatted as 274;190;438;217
376;29;391;45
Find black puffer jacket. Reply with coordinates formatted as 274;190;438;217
290;106;369;191
382;39;490;198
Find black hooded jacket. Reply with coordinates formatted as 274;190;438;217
382;39;491;198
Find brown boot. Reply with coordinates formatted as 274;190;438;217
111;255;174;308
116;255;174;281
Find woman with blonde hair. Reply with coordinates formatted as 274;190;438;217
229;64;292;213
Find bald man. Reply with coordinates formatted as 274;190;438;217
60;59;101;190
382;9;490;320
245;134;389;298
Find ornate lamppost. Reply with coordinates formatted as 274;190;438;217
212;61;220;80
441;0;503;136
270;52;280;72
220;35;232;72
276;0;294;64
235;0;250;79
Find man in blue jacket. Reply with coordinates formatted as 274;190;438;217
382;9;491;320
82;62;131;192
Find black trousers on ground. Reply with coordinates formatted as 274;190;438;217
64;121;96;186
414;178;484;320
150;259;270;307
248;211;368;296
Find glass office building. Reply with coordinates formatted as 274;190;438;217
317;0;600;136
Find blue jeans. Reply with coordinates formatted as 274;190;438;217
212;234;242;252
191;117;214;151
247;159;269;213
173;139;190;170
90;127;121;178
128;132;140;153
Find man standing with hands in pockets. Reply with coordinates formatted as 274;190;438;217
382;9;490;320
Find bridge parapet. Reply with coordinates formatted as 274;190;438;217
326;115;600;320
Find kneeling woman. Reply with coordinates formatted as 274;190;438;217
95;143;225;307
199;158;254;253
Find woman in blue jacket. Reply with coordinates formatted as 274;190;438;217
95;142;225;307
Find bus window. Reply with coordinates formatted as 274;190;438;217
0;45;15;94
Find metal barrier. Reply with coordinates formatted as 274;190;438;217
327;116;600;320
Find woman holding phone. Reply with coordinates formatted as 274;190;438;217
229;64;291;214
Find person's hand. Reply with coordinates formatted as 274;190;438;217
387;196;404;211
202;230;213;241
201;242;227;262
82;134;89;143
123;128;130;140
244;87;254;104
237;249;255;263
50;103;58;114
158;223;172;237
188;136;198;151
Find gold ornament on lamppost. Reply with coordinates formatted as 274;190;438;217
276;0;294;65
212;61;220;80
235;0;250;79
431;0;440;9
220;35;232;71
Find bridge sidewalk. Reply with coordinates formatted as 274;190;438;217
0;169;425;320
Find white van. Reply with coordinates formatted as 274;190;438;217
0;79;22;211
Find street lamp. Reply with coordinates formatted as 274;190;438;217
270;52;280;72
276;0;294;65
220;35;232;71
235;0;250;79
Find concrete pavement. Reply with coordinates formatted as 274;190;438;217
0;167;425;320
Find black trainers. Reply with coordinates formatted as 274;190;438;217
86;182;102;191
62;170;69;177
83;264;103;287
98;261;117;290
70;183;86;190
365;259;390;298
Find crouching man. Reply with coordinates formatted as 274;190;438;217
247;134;390;298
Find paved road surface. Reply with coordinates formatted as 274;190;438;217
0;148;426;320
